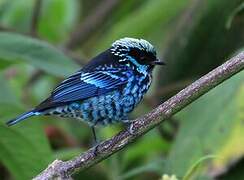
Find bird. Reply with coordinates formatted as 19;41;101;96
6;37;165;142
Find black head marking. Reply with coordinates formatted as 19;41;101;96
110;37;164;68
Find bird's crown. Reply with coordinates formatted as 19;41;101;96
109;38;164;73
111;37;156;56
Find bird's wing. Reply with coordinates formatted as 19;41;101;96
52;69;129;102
36;68;130;110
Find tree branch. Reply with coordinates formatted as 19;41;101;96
65;0;121;49
30;0;42;36
0;25;17;32
34;52;244;179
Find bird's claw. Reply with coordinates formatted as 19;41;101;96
128;123;136;135
123;119;136;135
92;140;101;156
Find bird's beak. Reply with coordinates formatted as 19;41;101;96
152;59;166;65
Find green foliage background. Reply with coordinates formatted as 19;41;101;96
0;0;243;179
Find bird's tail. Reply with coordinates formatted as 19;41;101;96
6;110;40;126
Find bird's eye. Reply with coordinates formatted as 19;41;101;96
129;49;155;65
130;49;147;63
130;49;141;59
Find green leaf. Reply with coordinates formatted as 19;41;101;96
119;159;165;180
162;174;179;180
0;0;33;32
0;73;53;179
95;0;191;54
121;131;169;168
210;84;244;173
183;155;217;180
159;0;244;85
165;70;244;177
0;72;21;106
38;0;79;43
0;121;53;180
0;58;16;70
0;32;79;76
54;148;83;161
0;0;79;42
226;2;244;29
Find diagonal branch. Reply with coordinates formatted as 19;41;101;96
65;0;121;49
30;0;42;36
34;52;244;180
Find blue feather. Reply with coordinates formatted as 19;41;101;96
6;110;40;126
51;69;130;103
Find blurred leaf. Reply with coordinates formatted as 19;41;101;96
165;70;244;177
0;0;33;31
119;159;165;180
31;74;54;101
0;72;21;106
0;58;16;70
0;73;53;180
0;32;79;76
0;0;79;42
183;155;217;180
218;158;244;180
54;148;83;161
95;0;191;54
211;84;244;173
109;0;142;22
122;131;169;168
160;0;244;85
162;174;179;180
39;0;79;43
0;121;53;180
226;2;244;29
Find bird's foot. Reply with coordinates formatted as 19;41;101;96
91;126;100;156
92;141;100;156
123;119;136;135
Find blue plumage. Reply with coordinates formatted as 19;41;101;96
7;37;165;129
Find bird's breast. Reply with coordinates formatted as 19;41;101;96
123;74;152;103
